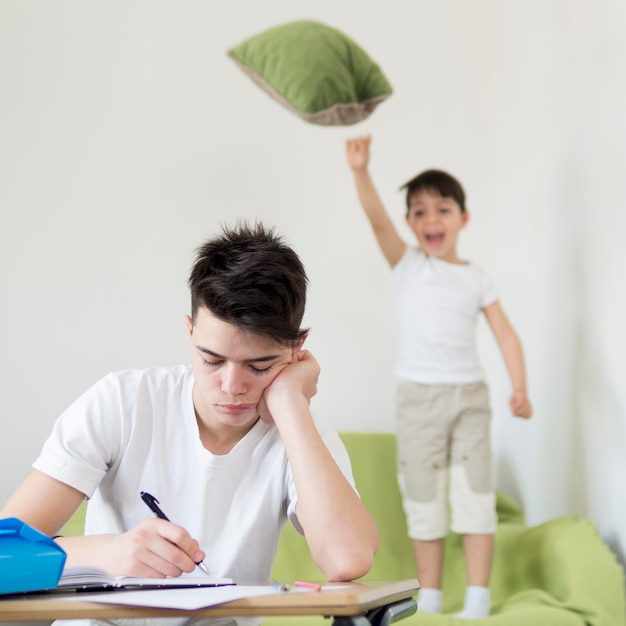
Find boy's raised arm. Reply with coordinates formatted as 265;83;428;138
345;136;407;267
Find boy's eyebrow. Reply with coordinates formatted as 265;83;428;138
196;345;281;364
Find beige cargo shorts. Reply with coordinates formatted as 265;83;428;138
396;380;497;540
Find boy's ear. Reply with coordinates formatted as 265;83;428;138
462;211;470;227
184;314;194;337
292;333;308;353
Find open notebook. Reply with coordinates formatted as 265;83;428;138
57;567;234;591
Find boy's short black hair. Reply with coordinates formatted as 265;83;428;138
189;221;309;346
400;169;466;216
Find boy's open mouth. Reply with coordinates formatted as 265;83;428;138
425;232;444;245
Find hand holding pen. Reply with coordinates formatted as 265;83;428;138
140;491;210;575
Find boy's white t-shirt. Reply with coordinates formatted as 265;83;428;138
33;365;355;585
392;247;498;385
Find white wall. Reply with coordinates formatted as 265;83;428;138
1;0;625;572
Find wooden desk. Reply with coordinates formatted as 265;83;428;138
0;579;419;625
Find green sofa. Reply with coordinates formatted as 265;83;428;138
267;432;626;626
62;432;625;625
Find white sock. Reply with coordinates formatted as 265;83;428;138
418;588;442;613
454;585;491;619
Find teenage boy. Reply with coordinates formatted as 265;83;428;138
1;222;379;599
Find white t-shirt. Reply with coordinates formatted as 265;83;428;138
33;365;355;587
392;247;498;384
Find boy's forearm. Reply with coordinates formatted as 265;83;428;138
500;332;528;392
273;396;379;580
55;534;117;569
351;168;390;230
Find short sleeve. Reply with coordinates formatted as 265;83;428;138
33;374;124;498
479;267;498;309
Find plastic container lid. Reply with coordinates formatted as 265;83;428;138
0;517;67;594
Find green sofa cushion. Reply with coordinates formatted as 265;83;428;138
227;20;393;126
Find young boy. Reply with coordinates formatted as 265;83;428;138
0;222;379;624
345;136;532;619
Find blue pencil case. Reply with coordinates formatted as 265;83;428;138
0;517;66;594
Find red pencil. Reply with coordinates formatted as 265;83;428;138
294;580;322;591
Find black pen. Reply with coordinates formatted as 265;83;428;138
140;490;210;575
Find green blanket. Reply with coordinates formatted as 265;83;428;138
267;432;626;626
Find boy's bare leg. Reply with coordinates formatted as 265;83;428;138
463;534;493;586
413;539;445;612
453;534;493;618
413;538;445;588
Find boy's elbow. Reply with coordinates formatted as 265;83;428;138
323;533;380;582
325;550;377;582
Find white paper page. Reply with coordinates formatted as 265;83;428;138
58;585;283;610
59;566;232;588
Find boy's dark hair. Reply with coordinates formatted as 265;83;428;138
400;169;466;216
189;221;309;346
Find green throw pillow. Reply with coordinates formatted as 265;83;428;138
227;20;393;126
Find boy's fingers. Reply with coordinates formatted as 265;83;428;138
149;518;205;568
